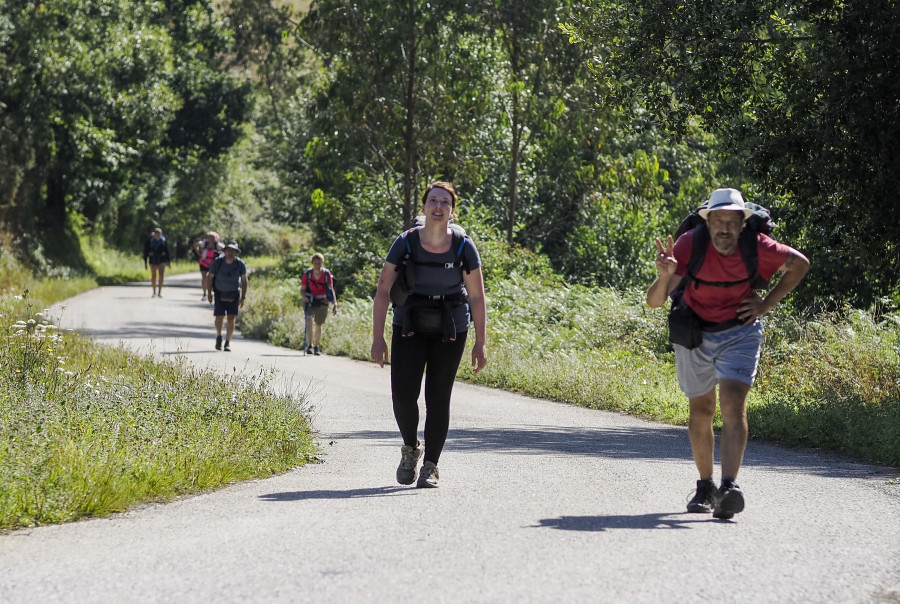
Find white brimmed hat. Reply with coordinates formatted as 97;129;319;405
698;188;754;220
224;241;241;253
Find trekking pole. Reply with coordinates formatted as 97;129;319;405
303;299;309;356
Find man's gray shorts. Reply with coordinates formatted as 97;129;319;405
674;320;764;397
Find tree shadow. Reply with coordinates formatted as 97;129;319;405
534;513;712;532
259;486;414;501
326;425;896;479
78;323;213;339
329;425;692;462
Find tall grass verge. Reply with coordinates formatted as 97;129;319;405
0;291;317;529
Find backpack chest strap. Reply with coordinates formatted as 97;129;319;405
689;274;751;289
414;259;463;270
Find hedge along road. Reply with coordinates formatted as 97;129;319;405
2;272;899;603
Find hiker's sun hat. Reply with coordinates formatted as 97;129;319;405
698;188;754;221
224;241;241;253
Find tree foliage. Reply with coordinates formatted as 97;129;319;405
5;0;894;311
0;0;250;264
566;0;900;308
295;0;498;229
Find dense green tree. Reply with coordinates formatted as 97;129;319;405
0;0;250;264
473;1;606;244
566;0;900;308
294;0;499;230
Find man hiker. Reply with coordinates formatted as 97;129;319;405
646;188;809;519
206;241;248;352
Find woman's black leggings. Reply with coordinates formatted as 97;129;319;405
390;329;468;464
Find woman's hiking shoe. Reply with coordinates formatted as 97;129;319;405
215;335;223;350
713;479;745;520
306;346;313;354
396;442;424;485
417;461;439;488
223;340;231;352
313;346;321;355
686;478;717;513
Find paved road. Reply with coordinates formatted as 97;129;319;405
2;272;899;603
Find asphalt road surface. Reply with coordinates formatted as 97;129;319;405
2;272;899;603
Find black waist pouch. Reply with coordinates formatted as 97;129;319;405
668;289;703;349
411;307;444;333
401;296;462;342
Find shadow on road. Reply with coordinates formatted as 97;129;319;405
258;486;414;501
74;322;212;340
328;425;892;479
329;425;690;462
534;513;709;531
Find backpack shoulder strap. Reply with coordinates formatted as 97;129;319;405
403;228;418;258
738;230;758;281
738;230;771;289
453;232;472;273
408;228;465;270
683;224;709;289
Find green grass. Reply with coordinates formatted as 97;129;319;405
241;268;900;468
0;253;318;530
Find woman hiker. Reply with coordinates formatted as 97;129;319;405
371;181;487;488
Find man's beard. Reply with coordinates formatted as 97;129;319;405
711;233;739;255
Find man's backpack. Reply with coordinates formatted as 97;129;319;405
674;201;776;292
667;201;775;348
304;268;335;303
389;220;471;307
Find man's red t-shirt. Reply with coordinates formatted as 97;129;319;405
673;228;793;323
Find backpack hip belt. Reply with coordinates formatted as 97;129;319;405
699;316;744;333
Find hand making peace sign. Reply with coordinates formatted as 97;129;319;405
654;235;677;277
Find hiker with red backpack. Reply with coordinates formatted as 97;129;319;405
301;253;338;355
646;188;809;520
193;231;223;300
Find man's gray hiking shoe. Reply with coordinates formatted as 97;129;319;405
417;461;439;488
686;478;717;513
396;442;423;485
713;479;745;520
